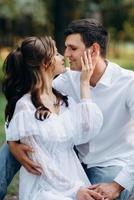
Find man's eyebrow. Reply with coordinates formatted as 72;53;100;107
65;44;77;48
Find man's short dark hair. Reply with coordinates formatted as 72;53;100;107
64;18;109;57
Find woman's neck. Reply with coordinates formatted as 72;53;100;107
41;73;60;113
41;71;55;100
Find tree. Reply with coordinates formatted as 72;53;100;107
0;0;47;46
82;0;134;57
45;0;86;52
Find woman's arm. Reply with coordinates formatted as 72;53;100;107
80;50;93;99
70;50;103;145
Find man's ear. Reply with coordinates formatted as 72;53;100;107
88;43;100;67
90;43;100;56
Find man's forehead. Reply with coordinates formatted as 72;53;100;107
65;33;83;46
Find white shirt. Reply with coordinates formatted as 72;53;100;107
53;61;134;191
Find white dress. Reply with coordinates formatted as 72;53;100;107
5;94;103;200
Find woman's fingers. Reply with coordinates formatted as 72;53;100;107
80;49;94;84
81;56;85;70
87;189;104;200
87;49;93;71
24;163;42;175
88;184;100;190
22;153;42;174
81;50;93;71
84;51;89;69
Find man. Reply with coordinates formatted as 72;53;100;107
0;18;134;200
52;18;134;200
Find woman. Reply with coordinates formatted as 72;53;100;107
3;36;103;200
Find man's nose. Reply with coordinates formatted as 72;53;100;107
64;48;71;57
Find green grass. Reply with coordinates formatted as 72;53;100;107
110;57;134;71
7;174;19;197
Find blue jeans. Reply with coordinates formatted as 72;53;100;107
0;143;21;200
83;164;131;200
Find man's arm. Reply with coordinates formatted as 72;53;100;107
8;141;42;175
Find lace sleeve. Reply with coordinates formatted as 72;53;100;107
5;99;39;141
21;136;85;198
70;99;103;145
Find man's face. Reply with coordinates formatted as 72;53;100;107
64;33;86;71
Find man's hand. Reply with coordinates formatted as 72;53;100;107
76;187;104;200
88;182;124;200
8;141;42;175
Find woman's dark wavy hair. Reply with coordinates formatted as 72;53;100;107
64;18;109;58
2;36;68;126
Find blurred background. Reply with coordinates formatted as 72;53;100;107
0;0;134;199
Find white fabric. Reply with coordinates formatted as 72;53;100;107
53;61;134;191
5;94;103;200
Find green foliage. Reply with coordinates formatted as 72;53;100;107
0;0;134;51
0;0;46;24
85;0;134;42
110;57;134;71
0;0;47;39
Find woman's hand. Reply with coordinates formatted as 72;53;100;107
80;50;94;99
76;187;104;200
88;182;123;200
8;141;42;175
80;50;94;85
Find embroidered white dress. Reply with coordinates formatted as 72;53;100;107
5;94;103;200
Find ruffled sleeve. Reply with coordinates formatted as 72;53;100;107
69;98;103;145
5;99;38;141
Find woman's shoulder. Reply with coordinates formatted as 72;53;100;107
15;93;34;114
